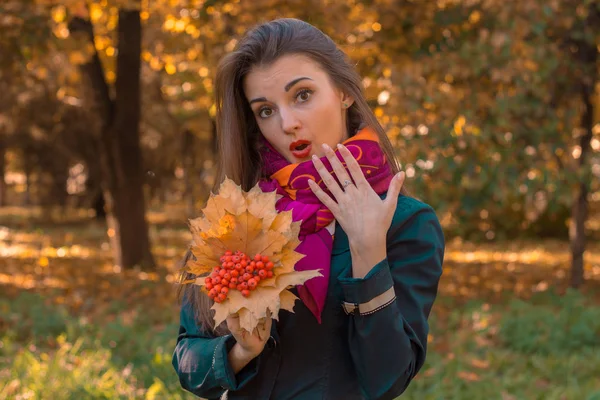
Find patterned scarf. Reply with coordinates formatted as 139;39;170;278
258;126;394;323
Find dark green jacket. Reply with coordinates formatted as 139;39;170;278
172;194;445;400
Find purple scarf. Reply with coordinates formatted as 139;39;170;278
258;126;394;323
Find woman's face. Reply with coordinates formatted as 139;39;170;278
243;54;354;163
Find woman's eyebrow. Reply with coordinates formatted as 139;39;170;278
249;77;314;105
249;97;267;105
284;77;313;92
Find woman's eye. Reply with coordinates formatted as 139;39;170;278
296;89;313;102
259;108;273;118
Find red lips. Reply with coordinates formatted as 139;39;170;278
289;140;312;159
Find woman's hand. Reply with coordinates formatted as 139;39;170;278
226;314;272;373
308;143;405;278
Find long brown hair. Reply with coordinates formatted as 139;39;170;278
177;18;407;334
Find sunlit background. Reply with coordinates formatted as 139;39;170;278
1;0;599;399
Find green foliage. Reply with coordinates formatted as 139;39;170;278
0;292;193;399
2;290;600;399
402;293;600;399
0;291;69;341
5;337;140;399
498;289;600;355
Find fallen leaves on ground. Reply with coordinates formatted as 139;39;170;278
0;206;599;331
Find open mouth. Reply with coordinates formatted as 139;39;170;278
290;140;312;158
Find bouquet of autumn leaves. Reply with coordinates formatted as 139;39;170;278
181;178;321;333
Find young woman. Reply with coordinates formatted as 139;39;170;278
172;18;444;400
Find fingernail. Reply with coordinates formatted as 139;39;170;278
337;143;344;150
312;154;318;161
322;143;330;151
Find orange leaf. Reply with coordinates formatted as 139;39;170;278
457;371;481;382
246;184;279;230
470;358;490;369
184;177;320;332
214;269;321;332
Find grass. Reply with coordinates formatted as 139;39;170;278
1;207;600;399
0;292;190;400
2;290;599;399
403;290;600;399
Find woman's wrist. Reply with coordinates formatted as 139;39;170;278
228;342;258;374
349;237;386;279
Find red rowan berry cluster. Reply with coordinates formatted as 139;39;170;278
205;250;275;303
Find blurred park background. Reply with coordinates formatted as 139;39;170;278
1;0;600;399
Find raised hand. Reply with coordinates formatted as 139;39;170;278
308;143;405;278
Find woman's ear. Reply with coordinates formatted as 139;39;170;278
340;92;355;109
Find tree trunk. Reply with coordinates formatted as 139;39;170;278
24;157;32;207
569;8;598;288
570;182;587;288
52;166;70;209
182;129;196;218
69;9;155;270
0;138;6;207
570;83;594;288
112;9;154;269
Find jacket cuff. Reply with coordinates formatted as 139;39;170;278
338;258;395;305
213;335;261;391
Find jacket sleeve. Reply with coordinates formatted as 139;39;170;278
171;299;261;399
337;196;445;400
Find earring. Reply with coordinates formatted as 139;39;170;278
343;103;348;108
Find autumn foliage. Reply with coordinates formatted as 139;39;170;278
181;178;321;332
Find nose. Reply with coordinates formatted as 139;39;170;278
280;107;301;134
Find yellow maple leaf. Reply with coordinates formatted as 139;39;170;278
215;269;320;332
183;177;322;332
